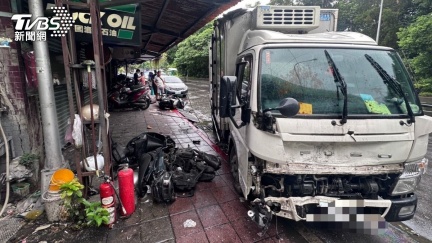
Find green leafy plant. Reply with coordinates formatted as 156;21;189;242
60;178;84;205
82;200;110;227
59;178;85;222
59;179;109;227
19;153;39;169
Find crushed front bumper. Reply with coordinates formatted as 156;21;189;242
263;196;393;222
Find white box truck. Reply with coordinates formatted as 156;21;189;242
210;5;432;229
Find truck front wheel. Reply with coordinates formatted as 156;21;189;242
229;145;243;195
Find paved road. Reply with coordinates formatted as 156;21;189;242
182;78;432;243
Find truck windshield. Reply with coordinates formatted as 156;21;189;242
260;48;421;117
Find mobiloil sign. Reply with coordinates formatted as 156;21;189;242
70;1;141;46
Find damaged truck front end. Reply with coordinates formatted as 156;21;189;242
210;5;432;233
222;45;432;230
245;157;427;225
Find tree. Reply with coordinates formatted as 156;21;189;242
398;14;432;92
298;0;335;8
333;0;414;49
269;0;335;7
245;1;261;8
174;23;213;78
165;45;178;67
269;0;294;5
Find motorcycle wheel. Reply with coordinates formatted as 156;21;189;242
138;97;150;110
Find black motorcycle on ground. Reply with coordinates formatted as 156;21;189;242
111;132;221;202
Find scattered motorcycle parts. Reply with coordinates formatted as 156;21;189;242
158;95;185;110
151;171;175;203
112;132;221;202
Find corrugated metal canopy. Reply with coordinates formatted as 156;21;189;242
22;0;240;61
137;0;240;61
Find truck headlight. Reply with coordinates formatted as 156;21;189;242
391;159;428;196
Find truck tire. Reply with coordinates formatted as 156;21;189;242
229;145;243;195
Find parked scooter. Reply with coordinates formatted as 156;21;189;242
108;82;151;111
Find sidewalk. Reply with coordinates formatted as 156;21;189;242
7;103;290;243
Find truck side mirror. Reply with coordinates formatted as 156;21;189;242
278;98;300;117
263;98;300;117
219;76;237;118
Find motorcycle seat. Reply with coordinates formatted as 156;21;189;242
131;85;145;90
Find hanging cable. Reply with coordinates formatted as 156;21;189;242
0;119;10;217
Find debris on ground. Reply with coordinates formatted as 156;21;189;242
32;224;51;234
183;219;196;228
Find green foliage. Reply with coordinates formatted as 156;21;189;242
59;179;109;227
269;0;335;7
245;1;261;8
82;200;110;227
298;0;335;7
165;46;178;66
60;178;85;221
269;0;294;5
333;0;414;49
174;23;213;78
419;92;432;97
19;153;39;169
398;14;432;92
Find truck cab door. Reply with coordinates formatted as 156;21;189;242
231;55;253;197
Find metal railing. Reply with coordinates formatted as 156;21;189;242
422;103;432;116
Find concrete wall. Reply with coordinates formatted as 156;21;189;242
0;1;44;179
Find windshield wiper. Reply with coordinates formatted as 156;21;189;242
365;54;415;124
324;50;348;124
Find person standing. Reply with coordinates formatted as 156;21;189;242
139;72;146;85
133;69;140;85
148;71;156;96
154;70;165;100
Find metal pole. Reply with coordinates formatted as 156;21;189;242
28;0;63;170
89;0;111;176
29;0;64;196
376;0;384;44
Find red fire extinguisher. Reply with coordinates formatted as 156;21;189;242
100;176;116;226
118;164;135;217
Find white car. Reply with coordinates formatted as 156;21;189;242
163;76;188;98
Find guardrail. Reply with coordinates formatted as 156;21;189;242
422;103;432;116
419;97;432;116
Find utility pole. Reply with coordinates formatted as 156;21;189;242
376;0;384;44
28;0;64;193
